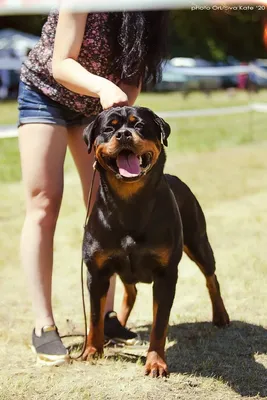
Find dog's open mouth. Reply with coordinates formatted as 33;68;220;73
102;149;153;180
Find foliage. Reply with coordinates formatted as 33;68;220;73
168;10;266;60
0;14;45;36
0;11;266;61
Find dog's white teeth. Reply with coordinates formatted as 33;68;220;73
139;156;142;165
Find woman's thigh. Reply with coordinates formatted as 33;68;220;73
67;124;99;208
19;123;68;215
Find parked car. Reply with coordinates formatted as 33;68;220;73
248;59;267;89
215;61;238;88
170;57;222;91
145;57;222;93
0;29;39;100
144;60;188;92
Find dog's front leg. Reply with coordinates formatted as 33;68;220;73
145;271;177;378
82;269;109;360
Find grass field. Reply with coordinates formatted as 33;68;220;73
0;91;267;399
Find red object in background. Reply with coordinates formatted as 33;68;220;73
237;62;248;90
264;18;267;50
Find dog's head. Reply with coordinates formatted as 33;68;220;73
83;106;170;183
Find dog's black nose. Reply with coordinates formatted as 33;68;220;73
115;130;132;142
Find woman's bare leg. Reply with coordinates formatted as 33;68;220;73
67;125;116;314
104;275;116;313
19;123;68;336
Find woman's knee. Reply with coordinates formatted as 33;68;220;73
19;124;67;229
26;188;63;229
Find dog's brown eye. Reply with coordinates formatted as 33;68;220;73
111;119;119;126
129;115;137;123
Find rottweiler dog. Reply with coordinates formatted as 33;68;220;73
82;106;229;377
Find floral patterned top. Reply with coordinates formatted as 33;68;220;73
20;11;120;117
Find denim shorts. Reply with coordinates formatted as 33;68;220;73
18;80;94;127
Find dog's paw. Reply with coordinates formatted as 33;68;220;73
145;351;169;378
82;345;104;361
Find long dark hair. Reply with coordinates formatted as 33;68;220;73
108;11;169;86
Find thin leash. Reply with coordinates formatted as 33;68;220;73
61;161;97;360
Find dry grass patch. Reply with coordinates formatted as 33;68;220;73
0;142;267;399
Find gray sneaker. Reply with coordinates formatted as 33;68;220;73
31;325;69;366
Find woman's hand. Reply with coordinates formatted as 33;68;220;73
98;80;129;109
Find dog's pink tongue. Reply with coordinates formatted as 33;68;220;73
116;153;141;177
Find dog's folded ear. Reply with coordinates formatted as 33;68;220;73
140;107;170;147
154;116;170;147
83;118;97;153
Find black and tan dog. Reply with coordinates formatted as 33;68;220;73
82;106;229;377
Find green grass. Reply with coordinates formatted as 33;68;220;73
138;89;267;111
1;89;267;125
1;91;267;399
0;100;19;125
167;111;266;154
1;90;267;182
1;141;267;400
0;137;21;182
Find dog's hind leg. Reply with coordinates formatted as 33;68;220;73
118;283;137;327
184;236;230;327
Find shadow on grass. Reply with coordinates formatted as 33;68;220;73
136;321;267;397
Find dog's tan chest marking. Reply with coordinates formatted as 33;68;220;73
94;246;171;270
94;250;122;269
106;173;146;200
149;247;171;266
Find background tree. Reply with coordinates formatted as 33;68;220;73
0;10;266;61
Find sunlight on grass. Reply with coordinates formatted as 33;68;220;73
1;142;267;399
1;89;267;125
1;88;267;183
138;89;267;111
0;100;18;125
1;91;267;399
1;109;266;182
0;137;21;182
